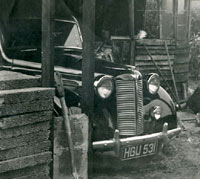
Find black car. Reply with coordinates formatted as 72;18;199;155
0;5;181;161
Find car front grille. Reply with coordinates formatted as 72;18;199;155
116;75;144;136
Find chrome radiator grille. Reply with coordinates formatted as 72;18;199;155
116;77;144;136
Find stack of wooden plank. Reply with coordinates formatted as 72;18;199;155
135;39;189;100
0;71;54;179
135;39;176;81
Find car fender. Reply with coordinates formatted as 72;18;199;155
144;86;176;118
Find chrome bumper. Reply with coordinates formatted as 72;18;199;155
92;123;182;157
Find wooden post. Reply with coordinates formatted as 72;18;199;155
82;0;95;116
187;0;191;39
82;0;95;178
158;0;162;39
129;0;135;65
41;0;55;87
174;0;178;40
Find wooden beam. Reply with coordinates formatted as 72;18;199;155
82;0;95;177
187;0;191;39
129;0;135;65
41;0;55;87
81;0;95;115
158;0;162;39
174;0;178;40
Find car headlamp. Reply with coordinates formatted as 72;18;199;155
147;73;160;94
94;76;113;99
151;106;162;120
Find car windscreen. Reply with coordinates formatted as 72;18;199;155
3;19;81;48
54;20;82;49
0;0;79;49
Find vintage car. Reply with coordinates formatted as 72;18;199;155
0;4;181;161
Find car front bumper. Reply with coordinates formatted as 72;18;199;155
92;122;182;160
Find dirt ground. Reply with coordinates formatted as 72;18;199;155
92;77;200;179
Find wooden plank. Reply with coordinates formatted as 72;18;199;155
174;64;189;73
136;61;173;66
138;65;172;71
175;46;190;51
136;46;175;50
138;68;171;73
0;164;49;179
139;67;171;71
135;55;174;61
136;49;175;55
0;88;54;105
174;57;189;64
136;59;173;64
174;69;189;74
175;51;190;56
14;173;50;179
0;71;40;90
136;46;175;51
0;78;40;91
0;152;52;174
174;70;190;75
0;121;50;139
0;99;54;117
0;130;50;150
138;71;174;81
0;141;50;161
136;39;175;46
0;111;53;129
175;48;190;55
41;0;55;87
136;64;173;69
0;71;39;81
139;69;171;76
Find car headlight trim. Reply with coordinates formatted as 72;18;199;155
151;105;162;120
147;73;160;94
94;76;114;99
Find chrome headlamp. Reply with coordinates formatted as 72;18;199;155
94;76;114;99
147;73;160;94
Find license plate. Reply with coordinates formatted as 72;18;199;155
120;141;158;160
